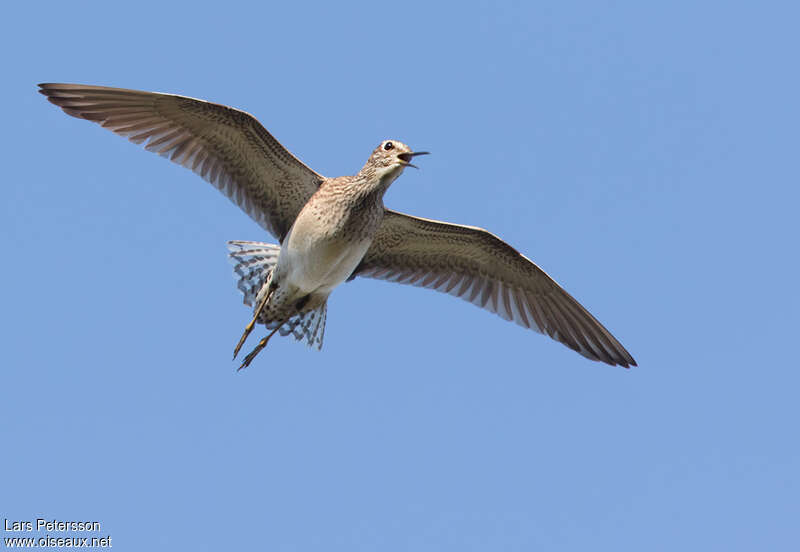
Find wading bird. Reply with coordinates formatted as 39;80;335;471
39;83;636;369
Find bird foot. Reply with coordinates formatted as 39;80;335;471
233;286;275;360
237;323;284;371
233;318;257;360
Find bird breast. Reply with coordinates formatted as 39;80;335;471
275;198;382;294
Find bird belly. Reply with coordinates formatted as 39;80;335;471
277;231;371;295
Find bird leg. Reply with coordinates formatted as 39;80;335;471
237;319;288;371
233;283;275;360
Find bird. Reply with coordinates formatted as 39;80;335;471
38;83;637;369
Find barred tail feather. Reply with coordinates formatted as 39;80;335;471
227;240;327;350
266;303;327;350
227;240;281;307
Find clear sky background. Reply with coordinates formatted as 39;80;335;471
3;1;798;550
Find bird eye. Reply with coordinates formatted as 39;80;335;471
383;141;394;151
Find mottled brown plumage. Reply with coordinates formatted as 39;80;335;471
39;83;636;368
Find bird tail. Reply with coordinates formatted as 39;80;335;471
227;240;327;350
227;240;281;307
267;303;327;350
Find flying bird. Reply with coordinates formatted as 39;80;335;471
38;83;636;369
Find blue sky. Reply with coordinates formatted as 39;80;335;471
3;1;798;550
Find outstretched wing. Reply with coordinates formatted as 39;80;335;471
39;83;323;242
353;209;637;367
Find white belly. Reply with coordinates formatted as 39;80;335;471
276;225;372;295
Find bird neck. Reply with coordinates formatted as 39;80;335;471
355;165;404;198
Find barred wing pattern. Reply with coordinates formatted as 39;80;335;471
355;210;636;367
38;83;323;242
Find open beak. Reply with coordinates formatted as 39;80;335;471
398;151;430;169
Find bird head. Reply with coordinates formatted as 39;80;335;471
360;140;429;188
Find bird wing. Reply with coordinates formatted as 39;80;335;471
353;209;637;367
39;83;323;242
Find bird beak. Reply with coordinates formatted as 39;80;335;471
398;151;430;169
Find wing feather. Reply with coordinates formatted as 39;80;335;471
354;210;637;367
39;83;323;241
